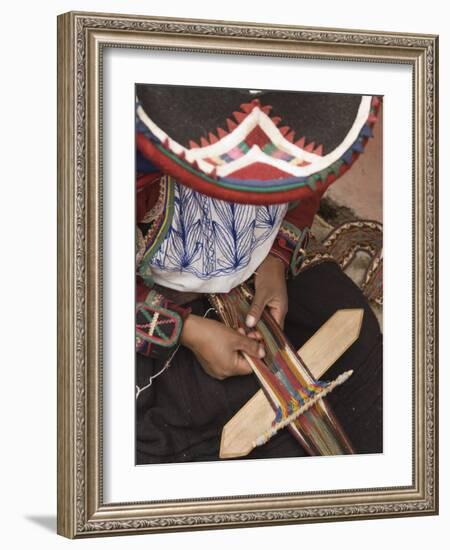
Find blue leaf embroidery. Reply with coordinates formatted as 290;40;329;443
149;183;288;280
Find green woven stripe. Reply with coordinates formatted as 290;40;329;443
239;141;250;153
155;324;169;341
139;307;153;324
137;306;182;347
262;143;276;155
155;143;320;193
153;125;362;194
140;176;175;266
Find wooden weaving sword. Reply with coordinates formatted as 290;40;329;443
219;308;364;459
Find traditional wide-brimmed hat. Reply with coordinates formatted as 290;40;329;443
136;84;381;205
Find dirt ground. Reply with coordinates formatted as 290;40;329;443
324;103;383;223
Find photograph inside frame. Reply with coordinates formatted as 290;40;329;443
134;84;383;465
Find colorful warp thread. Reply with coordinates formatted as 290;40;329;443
209;284;354;455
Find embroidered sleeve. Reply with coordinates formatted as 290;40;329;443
269;196;318;277
269;221;311;277
136;288;192;359
136;166;192;359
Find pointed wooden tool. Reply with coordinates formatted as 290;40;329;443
219;308;364;459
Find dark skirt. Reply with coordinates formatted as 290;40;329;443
136;261;383;464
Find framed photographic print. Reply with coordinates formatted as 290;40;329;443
57;11;439;538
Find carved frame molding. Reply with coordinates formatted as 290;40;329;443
57;11;438;538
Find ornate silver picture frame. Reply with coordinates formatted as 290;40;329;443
57;11;438;538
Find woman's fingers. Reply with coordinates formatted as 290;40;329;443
234;353;254;375
246;291;269;328
236;333;265;359
237;326;262;340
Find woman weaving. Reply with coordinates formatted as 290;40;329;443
135;85;383;463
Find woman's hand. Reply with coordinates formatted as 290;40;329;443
246;254;288;330
180;314;265;380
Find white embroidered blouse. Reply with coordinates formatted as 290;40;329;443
148;181;288;293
